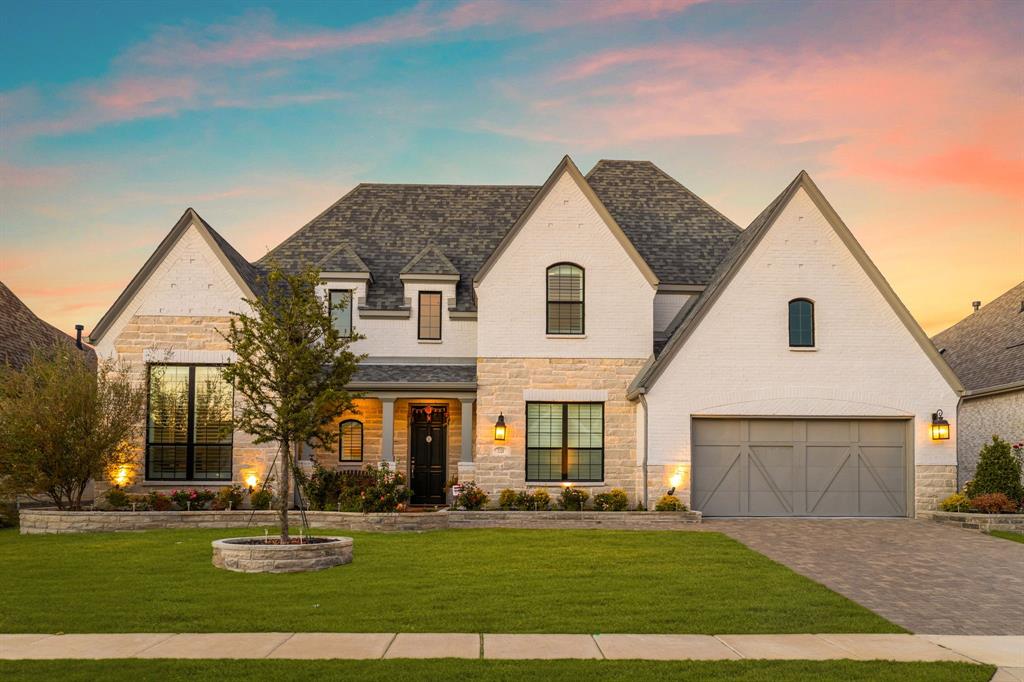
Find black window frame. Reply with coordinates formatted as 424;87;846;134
418;290;443;341
329;289;353;338
546;262;585;335
339;419;364;462
525;401;604;483
788;298;815;348
145;363;234;482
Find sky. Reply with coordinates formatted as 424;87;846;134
1;0;1021;338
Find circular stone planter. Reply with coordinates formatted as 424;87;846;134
212;536;353;573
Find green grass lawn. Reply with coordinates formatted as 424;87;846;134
0;527;899;634
0;660;993;682
989;530;1024;543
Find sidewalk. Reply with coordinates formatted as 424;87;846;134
1;632;1021;672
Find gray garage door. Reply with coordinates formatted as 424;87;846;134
692;418;909;517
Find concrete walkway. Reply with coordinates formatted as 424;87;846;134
1;633;1020;670
708;518;1024;635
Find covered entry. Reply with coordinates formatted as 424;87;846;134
691;418;909;517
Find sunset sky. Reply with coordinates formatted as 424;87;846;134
1;0;1021;338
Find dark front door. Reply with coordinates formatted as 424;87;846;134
410;404;447;505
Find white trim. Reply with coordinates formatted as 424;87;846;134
546;334;588;339
143;349;237;364
523;389;608;402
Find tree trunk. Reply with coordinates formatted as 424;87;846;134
278;439;290;543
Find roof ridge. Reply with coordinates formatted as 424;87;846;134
644;160;742;232
357;182;541;189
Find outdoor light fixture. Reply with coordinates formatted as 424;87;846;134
930;410;950;440
494;413;507;441
245;473;259;493
113;466;130;487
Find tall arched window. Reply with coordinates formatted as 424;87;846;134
546;263;584;335
788;298;815;347
339;420;364;462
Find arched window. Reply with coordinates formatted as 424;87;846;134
339;420;364;462
546;263;584;335
788;299;815;347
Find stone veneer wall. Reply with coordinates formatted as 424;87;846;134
915;464;957;514
313;398;384;469
474;358;646;503
957;391;1024;489
925;511;1024;533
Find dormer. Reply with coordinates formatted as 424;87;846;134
400;244;460;343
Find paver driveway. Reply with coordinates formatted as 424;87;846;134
707;519;1024;635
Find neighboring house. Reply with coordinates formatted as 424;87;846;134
89;156;962;516
932;281;1024;489
0;281;96;369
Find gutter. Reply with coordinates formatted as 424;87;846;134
638;389;650;511
961;380;1024;400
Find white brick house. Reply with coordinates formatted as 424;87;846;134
90;156;963;515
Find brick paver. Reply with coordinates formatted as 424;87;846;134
708;518;1024;635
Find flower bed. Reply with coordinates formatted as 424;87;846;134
212;535;353;573
447;510;702;530
925;510;1024;534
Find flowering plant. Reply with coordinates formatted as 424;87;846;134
169;488;216;510
453;481;489;510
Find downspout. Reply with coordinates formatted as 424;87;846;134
638;389;649;510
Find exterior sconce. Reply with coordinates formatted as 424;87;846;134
494;413;507;441
245;473;259;493
113;466;130;487
930;410;950;441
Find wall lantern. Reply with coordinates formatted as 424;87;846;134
930;410;950;441
245;473;259;493
494;413;507;442
113;466;130;487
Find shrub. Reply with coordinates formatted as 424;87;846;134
498;488;518;510
655;494;688;512
558;486;589;511
250;486;273;510
147;491;173;511
969;492;1018;514
0;500;19;528
104;487;130;510
169;488;215;510
454;481;489;510
211;485;244;511
593;488;629;512
125;493;150;511
361;463;412;513
939;492;971;512
528;489;552;511
964;436;1024;501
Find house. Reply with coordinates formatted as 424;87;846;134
88;156;962;516
932;281;1024;489
0;281;96;369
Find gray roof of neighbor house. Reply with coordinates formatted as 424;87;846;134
260;159;742;312
0;281;97;369
932;280;1024;393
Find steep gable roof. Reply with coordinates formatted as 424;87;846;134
316;241;370;275
90;208;260;343
932;280;1024;394
629;171;963;397
401;244;459;276
0;282;96;369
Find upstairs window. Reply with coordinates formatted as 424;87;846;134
147;364;233;481
546;263;584;335
788;298;815;347
329;290;353;338
339;420;364;462
418;291;442;340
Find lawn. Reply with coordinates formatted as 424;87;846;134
0;660;993;681
989;530;1024;544
0;528;899;634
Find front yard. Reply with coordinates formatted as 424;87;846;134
0;528;898;634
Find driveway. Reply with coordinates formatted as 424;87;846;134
706;518;1024;635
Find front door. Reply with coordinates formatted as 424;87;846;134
410;404;447;505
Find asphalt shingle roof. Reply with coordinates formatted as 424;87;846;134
315;241;370;274
350;363;476;385
401;244;459;276
932;280;1024;392
1;281;97;369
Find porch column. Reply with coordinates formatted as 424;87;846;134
459;397;475;463
381;397;396;468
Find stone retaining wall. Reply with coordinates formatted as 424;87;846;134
20;508;700;534
212;536;353;573
925;511;1024;533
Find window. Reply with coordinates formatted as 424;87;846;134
418;291;442;340
526;402;603;482
339;420;363;462
788;298;815;347
329;289;353;337
546;263;584;335
146;365;233;481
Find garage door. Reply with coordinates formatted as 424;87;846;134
692;418;908;517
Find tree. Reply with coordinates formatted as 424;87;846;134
220;263;363;542
0;346;146;510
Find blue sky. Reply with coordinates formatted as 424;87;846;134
1;0;1021;335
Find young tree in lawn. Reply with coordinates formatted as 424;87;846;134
0;346;146;510
220;263;363;542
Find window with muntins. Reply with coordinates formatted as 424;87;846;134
788;298;815;347
546;263;584;334
339;420;363;462
526;402;603;482
147;365;233;481
418;291;442;340
329;289;353;338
